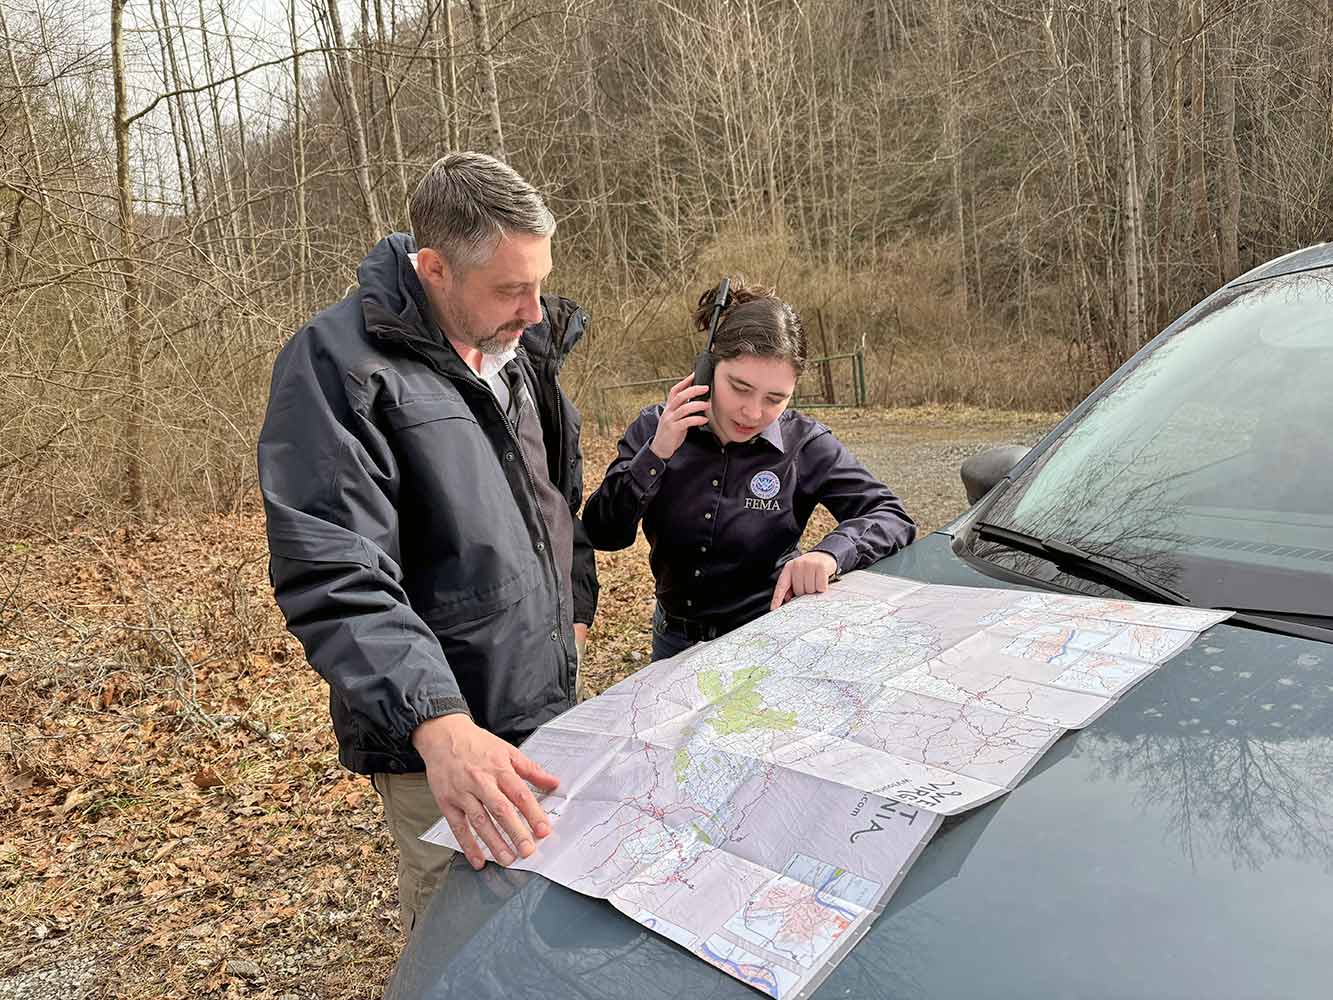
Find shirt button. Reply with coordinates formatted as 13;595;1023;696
536;542;545;552
712;479;720;488
649;468;657;477
550;630;559;641
694;569;702;577
504;451;515;462
704;512;712;520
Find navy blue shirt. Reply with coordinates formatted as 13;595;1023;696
583;406;916;630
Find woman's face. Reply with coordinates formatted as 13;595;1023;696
708;355;798;445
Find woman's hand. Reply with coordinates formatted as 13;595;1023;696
649;374;711;461
770;551;839;610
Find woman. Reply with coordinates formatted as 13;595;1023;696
583;278;916;661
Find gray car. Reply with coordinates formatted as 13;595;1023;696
389;244;1333;999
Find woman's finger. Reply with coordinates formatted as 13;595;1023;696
770;562;795;611
674;399;711;418
664;374;694;405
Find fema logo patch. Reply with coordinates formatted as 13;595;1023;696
750;471;781;500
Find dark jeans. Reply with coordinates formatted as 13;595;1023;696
650;602;732;662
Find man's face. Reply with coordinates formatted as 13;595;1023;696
708;355;797;445
419;233;552;356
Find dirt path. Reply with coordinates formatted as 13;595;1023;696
813;406;1056;533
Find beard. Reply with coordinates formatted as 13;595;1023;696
475;321;527;355
437;295;526;356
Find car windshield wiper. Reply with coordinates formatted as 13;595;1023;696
971;521;1191;605
1216;607;1333;628
971;521;1333;642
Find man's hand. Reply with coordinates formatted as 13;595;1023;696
770;551;839;610
412;713;559;870
649;375;711;461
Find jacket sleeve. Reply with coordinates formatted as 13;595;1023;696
582;407;668;551
801;430;917;573
570;515;599;626
258;332;469;749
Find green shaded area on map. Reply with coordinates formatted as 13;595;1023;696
698;667;798;736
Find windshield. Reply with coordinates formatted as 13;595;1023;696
971;267;1333;616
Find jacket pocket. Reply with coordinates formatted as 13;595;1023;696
416;557;542;628
382;393;478;431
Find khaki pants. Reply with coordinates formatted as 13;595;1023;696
372;772;455;937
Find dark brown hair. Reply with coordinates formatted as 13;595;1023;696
691;277;808;374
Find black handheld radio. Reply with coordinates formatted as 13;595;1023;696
691;278;732;401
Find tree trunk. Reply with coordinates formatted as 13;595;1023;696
1156;1;1188;329
155;0;202;222
579;27;615;270
0;6;51;219
1115;0;1145;352
175;4;228;262
1216;21;1241;279
325;0;385;242
111;0;146;515
144;0;191;219
936;0;968;309
289;0;309;316
374;0;410;221
195;0;246;271
219;1;260;262
429;0;459;150
1137;0;1159;329
1188;1;1223;289
468;0;506;161
444;0;461;150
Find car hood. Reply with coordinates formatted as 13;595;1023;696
390;533;1333;1000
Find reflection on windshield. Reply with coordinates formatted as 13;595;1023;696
979;271;1333;615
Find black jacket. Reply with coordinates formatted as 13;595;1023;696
258;234;598;775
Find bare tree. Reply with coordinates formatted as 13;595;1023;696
374;0;410;220
1114;0;1146;350
468;0;506;161
289;0;309;315
430;0;461;150
322;0;385;242
110;0;146;513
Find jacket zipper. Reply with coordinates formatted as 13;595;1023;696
403;341;576;696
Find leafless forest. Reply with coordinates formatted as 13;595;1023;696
2;0;1331;533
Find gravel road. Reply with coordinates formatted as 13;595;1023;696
813;409;1055;534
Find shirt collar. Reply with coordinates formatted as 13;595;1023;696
409;252;518;379
756;419;786;453
699;417;786;452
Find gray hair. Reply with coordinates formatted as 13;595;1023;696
409;152;556;268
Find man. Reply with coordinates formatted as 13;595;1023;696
258;152;598;934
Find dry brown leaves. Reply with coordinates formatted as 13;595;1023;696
0;510;397;998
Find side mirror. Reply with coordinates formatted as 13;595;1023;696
960;445;1029;505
